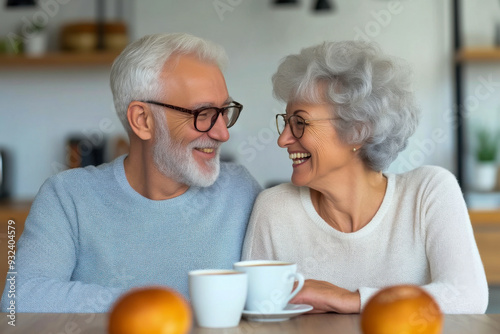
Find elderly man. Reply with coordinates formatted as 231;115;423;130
1;33;261;313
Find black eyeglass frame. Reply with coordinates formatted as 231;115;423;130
276;113;338;139
141;100;243;132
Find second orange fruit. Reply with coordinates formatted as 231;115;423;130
361;285;443;334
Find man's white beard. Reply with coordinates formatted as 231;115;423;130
152;111;221;187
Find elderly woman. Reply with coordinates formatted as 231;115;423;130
242;41;488;314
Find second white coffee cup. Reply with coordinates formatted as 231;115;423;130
189;269;247;328
234;260;304;313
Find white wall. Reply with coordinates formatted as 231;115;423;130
0;0;496;199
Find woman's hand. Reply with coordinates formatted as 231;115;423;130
290;279;360;314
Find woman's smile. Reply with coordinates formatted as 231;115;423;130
289;151;311;166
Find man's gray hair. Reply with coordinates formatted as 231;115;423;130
110;33;228;132
272;40;420;172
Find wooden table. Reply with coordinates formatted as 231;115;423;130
1;313;499;334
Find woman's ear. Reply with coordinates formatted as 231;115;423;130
127;101;154;141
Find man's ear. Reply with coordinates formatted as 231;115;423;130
127;101;154;141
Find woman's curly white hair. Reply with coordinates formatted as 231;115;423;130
272;41;420;171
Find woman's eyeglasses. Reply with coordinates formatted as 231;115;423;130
275;113;338;139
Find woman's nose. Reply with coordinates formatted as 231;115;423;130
277;124;296;148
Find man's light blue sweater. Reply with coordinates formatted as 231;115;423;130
1;155;261;312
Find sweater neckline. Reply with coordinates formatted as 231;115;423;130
113;154;197;206
299;172;395;238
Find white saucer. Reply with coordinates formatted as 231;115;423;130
242;304;313;322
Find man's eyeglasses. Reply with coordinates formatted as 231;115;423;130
275;113;338;139
141;100;243;132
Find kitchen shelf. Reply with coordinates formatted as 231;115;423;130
469;209;500;284
0;50;121;68
456;47;500;62
0;199;31;291
469;209;500;225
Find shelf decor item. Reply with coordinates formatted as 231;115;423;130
474;128;499;192
60;0;127;53
313;0;334;11
23;22;48;56
6;0;36;7
495;22;500;46
273;0;299;5
60;22;128;53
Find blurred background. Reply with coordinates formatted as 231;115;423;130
0;0;499;313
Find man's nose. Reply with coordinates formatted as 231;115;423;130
207;113;230;142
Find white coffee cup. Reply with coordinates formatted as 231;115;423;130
233;260;305;313
188;269;247;328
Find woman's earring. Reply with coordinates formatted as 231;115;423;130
352;148;357;152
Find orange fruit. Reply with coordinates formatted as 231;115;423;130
361;285;443;334
108;286;192;334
